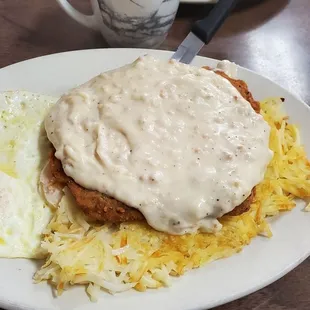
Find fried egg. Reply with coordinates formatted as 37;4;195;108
0;91;58;258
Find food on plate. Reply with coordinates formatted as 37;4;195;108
0;91;56;258
46;58;260;224
35;94;310;299
1;57;310;301
48;152;255;222
44;56;272;234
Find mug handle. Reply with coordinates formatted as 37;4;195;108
56;0;99;30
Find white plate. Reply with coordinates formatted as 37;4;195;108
0;49;309;310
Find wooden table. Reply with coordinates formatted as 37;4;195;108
0;0;309;309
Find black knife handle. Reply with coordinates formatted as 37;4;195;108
191;0;239;44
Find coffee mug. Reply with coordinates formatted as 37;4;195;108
57;0;180;48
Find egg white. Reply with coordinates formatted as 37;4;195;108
0;91;58;258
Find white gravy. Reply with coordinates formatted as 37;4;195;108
45;56;273;235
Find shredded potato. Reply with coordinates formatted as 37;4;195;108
34;97;310;299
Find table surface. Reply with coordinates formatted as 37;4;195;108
0;0;309;309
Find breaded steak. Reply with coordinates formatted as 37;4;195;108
49;69;260;223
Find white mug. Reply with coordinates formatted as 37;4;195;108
57;0;180;48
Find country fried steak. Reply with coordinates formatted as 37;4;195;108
49;69;260;223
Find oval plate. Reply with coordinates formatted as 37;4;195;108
0;49;309;310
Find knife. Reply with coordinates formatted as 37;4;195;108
171;0;239;64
